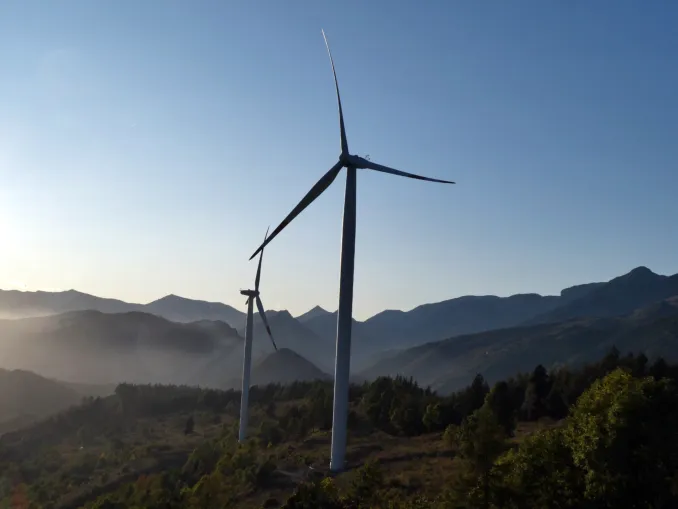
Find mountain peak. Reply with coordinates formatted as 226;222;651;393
156;294;184;302
612;266;661;285
252;347;331;385
143;294;245;328
297;305;331;323
628;266;656;277
266;309;292;319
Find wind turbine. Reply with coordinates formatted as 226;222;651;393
239;228;278;442
249;31;455;471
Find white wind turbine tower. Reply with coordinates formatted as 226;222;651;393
249;31;455;471
239;228;278;442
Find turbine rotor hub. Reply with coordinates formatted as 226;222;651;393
339;152;352;167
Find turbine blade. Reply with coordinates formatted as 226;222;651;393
256;296;278;351
249;162;343;260
254;227;269;292
358;157;455;184
322;30;349;156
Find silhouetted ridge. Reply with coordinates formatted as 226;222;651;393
144;294;245;326
360;302;678;394
297;305;332;323
0;368;84;433
528;266;678;325
559;282;606;302
251;348;331;386
4;266;678;374
0;311;243;386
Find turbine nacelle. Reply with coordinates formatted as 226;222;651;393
348;154;371;169
240;289;259;298
338;153;367;168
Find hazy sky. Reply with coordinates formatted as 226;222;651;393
1;1;677;320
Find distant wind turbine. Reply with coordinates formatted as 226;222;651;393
249;31;455;471
239;228;277;442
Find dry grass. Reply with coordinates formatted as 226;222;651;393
240;419;566;508
7;396;565;509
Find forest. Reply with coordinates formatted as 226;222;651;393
1;347;677;508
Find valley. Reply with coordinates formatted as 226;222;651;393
1;266;678;394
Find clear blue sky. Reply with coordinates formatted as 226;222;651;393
1;1;677;320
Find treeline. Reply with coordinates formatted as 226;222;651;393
2;347;678;509
344;346;669;441
283;349;678;508
107;346;673;442
89;347;678;509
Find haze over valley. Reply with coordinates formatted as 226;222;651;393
2;265;678;409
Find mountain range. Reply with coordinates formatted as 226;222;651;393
0;290;246;326
1;266;678;394
0;310;243;386
360;296;678;393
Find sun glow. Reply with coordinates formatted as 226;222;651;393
0;205;17;246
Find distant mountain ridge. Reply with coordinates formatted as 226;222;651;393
0;289;135;318
360;297;678;394
242;310;334;373
0;369;94;435
223;348;331;389
1;266;678;397
3;266;678;376
297;305;333;324
0;310;243;386
0;290;246;327
526;267;678;325
252;348;331;386
144;295;246;328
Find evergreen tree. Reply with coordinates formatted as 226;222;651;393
453;405;507;509
422;402;442;432
484;381;515;436
521;365;550;420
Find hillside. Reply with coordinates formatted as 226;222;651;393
527;266;678;325
352;268;663;354
361;294;561;348
0;369;116;435
360;298;678;393
0;369;83;431
0;311;243;386
223;348;331;389
244;310;335;373
0;351;675;508
295;272;640;366
0;289;136;319
252;348;331;386
4;266;678;381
